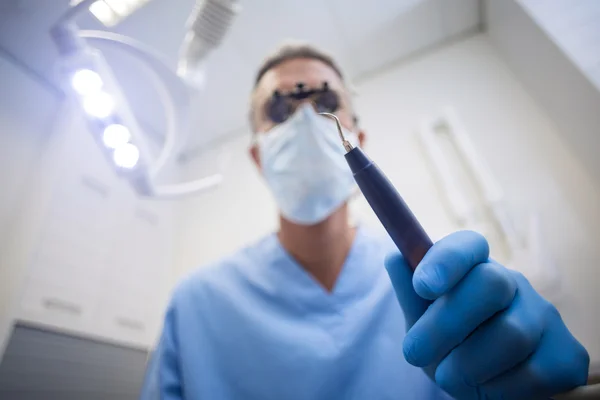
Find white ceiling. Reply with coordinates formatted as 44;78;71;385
0;0;479;153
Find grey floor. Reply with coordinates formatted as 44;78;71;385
0;323;149;400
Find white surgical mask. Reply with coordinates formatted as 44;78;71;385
257;104;358;225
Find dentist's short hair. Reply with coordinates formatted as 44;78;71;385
253;41;345;87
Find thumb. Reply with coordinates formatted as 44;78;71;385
385;252;430;329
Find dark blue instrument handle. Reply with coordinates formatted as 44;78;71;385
346;147;433;271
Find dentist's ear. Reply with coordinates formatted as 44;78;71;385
353;115;366;148
249;139;262;172
358;130;366;148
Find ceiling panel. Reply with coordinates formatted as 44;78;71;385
327;0;425;41
226;0;356;78
326;0;426;75
341;0;446;76
110;0;195;63
436;0;480;37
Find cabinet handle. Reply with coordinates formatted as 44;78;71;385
42;297;82;315
80;175;109;198
115;317;145;331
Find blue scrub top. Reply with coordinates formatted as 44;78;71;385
141;226;450;399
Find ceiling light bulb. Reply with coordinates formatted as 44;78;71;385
113;143;140;168
105;0;130;15
89;1;119;26
71;69;103;96
82;91;114;119
103;124;131;149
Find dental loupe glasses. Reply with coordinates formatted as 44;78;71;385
50;0;240;198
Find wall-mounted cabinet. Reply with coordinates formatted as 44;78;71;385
15;108;173;350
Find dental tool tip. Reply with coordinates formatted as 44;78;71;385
319;112;354;152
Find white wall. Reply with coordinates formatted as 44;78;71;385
175;34;600;361
484;0;600;187
0;55;60;354
174;132;278;277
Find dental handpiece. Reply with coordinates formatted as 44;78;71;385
321;113;433;271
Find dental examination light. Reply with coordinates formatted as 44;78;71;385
50;0;241;198
71;68;103;95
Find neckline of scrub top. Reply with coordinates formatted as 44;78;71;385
253;225;383;313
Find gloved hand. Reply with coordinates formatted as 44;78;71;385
385;230;589;400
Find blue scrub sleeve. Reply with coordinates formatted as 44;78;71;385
139;306;183;400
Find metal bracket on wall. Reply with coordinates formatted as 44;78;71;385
417;107;561;297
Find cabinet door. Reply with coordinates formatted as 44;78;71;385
17;116;172;347
96;192;172;347
19;168;118;327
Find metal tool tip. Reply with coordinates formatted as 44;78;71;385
319;112;354;152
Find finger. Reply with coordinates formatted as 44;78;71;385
403;261;516;367
480;314;589;399
385;252;430;329
434;289;544;398
413;230;489;300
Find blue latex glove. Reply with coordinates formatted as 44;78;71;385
385;231;589;400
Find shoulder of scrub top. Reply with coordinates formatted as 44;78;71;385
166;232;278;308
